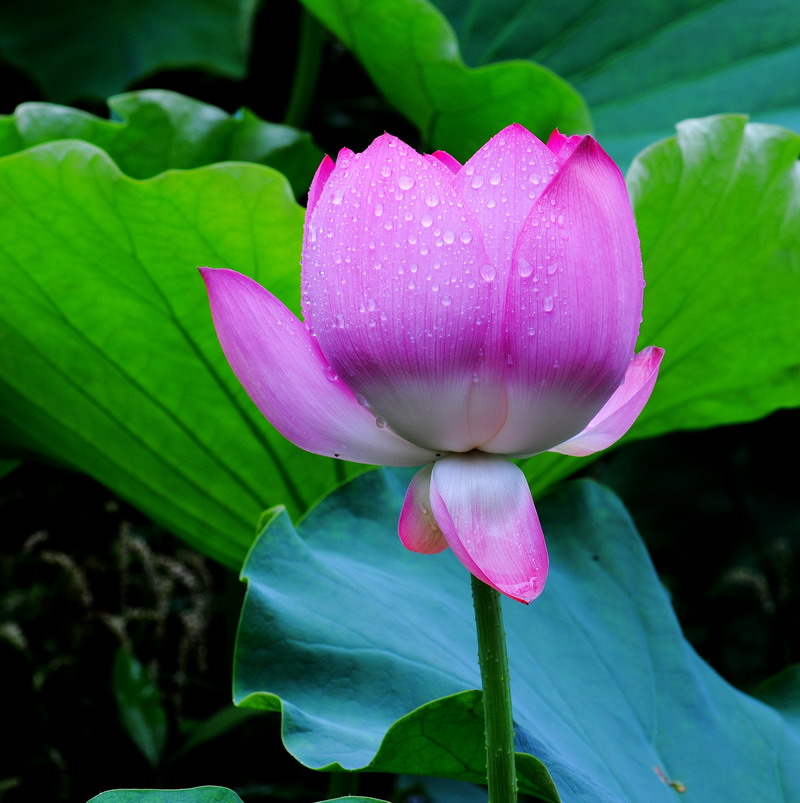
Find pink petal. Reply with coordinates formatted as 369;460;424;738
306;154;335;217
302;132;495;453
550;346;664;457
201;267;438;467
485;136;645;457
546;129;584;164
428;150;461;173
454;123;558;272
398;464;448;554
429;452;548;603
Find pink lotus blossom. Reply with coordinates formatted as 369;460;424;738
201;124;663;603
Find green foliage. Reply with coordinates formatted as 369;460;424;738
235;468;800;801
523;115;800;492
0;141;353;568
112;648;168;767
0;90;321;195
429;0;800;166
0;0;258;103
301;0;591;159
87;789;243;803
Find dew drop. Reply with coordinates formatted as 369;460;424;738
471;174;485;189
375;416;387;429
443;229;455;244
487;199;496;209
323;366;338;381
374;203;384;217
332;189;344;205
410;263;418;273
357;394;368;406
367;298;376;311
424;193;440;208
517;258;533;278
421;214;433;228
546;262;558;275
489;172;501;185
529;174;540;186
407;280;416;290
380;164;391;178
460;231;473;244
334;314;345;328
543;295;554;312
431;283;439;292
408;233;418;244
467;279;476;288
372;261;382;270
398;175;415;190
480;264;496;282
441;295;452;306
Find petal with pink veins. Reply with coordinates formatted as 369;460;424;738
398;464;448;554
429;452;548;603
201;267;438;467
302;133;494;453
485;136;644;457
550;346;664;457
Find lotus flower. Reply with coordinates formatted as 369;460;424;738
201;124;663;603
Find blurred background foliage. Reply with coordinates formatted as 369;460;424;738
0;0;798;801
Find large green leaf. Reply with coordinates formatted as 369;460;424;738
87;792;386;803
235;469;800;801
430;0;800;167
301;0;591;160
523;115;800;492
0;0;258;103
0;141;350;568
87;790;243;803
0;90;321;195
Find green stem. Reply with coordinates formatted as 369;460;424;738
471;574;518;803
283;9;325;129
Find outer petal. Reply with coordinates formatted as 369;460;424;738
201;268;437;467
485;136;644;456
398;464;448;553
429;452;548;603
302;133;493;453
550;346;664;457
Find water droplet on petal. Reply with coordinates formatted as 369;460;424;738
443;229;455;244
460;231;472;244
398;175;415;190
323;366;338;381
546;263;558;276
480;265;496;282
357;394;369;406
543;295;554;312
489;172;501;185
424;193;440;208
375;416;387;429
374;203;384;217
441;295;451;306
471;174;485;189
517;258;533;278
421;214;433;228
367;298;376;311
380;164;391;178
334;314;345;328
332;189;344;204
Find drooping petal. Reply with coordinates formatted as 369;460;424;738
398;464;448;554
550;346;664;457
485;136;644;456
306;154;335;216
429;452;548;603
201;268;438;467
302;132;495;453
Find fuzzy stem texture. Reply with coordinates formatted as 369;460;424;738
472;574;518;803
